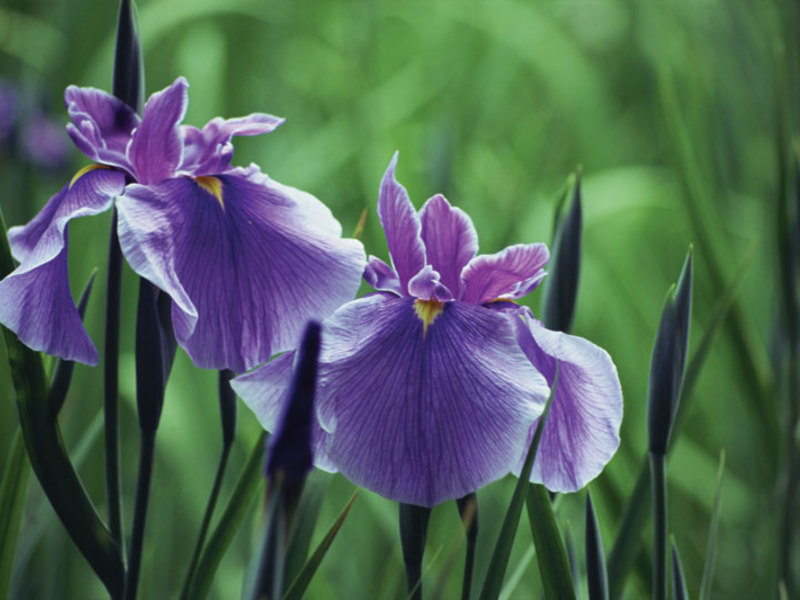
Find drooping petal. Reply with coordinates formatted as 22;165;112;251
116;168;366;372
512;313;623;492
64;86;139;171
461;243;549;304
377;153;426;295
363;255;402;295
419;194;478;298
179;114;285;175
407;264;453;302
0;168;124;364
127;77;188;185
312;294;548;507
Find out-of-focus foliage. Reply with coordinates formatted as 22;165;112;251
0;0;795;598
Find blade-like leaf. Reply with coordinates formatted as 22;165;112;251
456;493;478;600
670;539;689;600
0;430;30;600
699;451;725;600
283;473;331;586
283;489;359;600
585;491;608;600
399;503;432;600
479;367;561;600
187;431;267;600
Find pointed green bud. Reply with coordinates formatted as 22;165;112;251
113;0;144;112
647;248;693;455
543;169;583;333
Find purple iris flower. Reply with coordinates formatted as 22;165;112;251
0;77;366;371
234;154;623;507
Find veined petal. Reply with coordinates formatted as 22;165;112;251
513;312;623;492
64;86;139;172
180;114;285;175
127;77;188;185
419;194;478;298
377;153;426;295
0;168;123;365
461;243;549;304
313;294;548;507
116;171;365;372
364;255;402;295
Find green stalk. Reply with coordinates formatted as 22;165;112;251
649;453;667;600
123;428;156;600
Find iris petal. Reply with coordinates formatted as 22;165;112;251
377;153;427;295
116;168;365;372
363;255;402;295
316;294;547;506
512;312;623;492
461;243;549;304
0;168;124;364
419;194;478;298
127;77;188;185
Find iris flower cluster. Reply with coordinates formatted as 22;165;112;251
0;79;622;507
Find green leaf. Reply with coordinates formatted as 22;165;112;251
585;491;608;600
283;489;359;600
699;451;725;600
0;209;124;599
283;472;331;587
0;430;30;600
479;367;561;600
670;538;689;600
187;431;267;600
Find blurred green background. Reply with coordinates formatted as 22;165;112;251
0;0;797;598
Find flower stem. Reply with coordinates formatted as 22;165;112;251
649;452;667;600
104;210;124;552
123;427;156;600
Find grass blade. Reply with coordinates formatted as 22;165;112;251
186;431;267;600
283;473;330;586
0;430;30;600
671;539;689;600
283;489;359;600
585;491;608;600
479;367;561;600
699;451;725;600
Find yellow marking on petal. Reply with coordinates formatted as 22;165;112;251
488;297;518;305
195;176;224;210
414;299;444;339
69;164;112;189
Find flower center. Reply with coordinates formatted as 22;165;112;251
413;299;444;338
195;176;224;210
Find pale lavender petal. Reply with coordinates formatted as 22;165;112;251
117;169;365;372
313;294;548;506
461;243;549;304
513;313;623;492
127;77;188;184
376;153;426;295
364;255;402;295
407;264;453;302
180;114;285;175
0;168;123;365
419;194;478;298
64;86;139;171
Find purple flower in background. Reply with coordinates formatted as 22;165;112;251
0;77;366;371
234;154;623;507
22;115;70;170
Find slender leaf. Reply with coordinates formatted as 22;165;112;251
187;431;267;600
585;491;608;600
283;473;330;587
526;484;576;600
650;453;667;600
498;545;535;600
699;451;725;600
456;493;478;600
479;367;560;600
399;503;432;600
283;489;359;600
0;430;29;600
670;539;689;600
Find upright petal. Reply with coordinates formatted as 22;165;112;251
364;255;402;295
180;114;285;175
377;154;427;295
419;194;478;297
311;294;548;507
0;168;124;364
127;77;188;185
407;265;453;302
461;243;549;304
117;169;365;372
64;86;139;171
513;314;623;492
